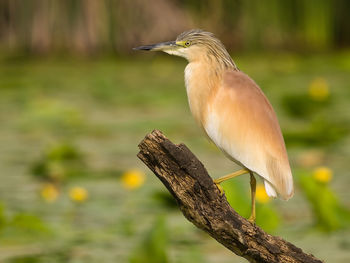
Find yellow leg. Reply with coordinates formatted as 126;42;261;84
248;172;256;223
213;168;249;184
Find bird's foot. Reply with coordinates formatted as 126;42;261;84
248;214;256;223
214;180;225;196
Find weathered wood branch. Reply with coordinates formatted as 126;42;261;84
137;130;323;263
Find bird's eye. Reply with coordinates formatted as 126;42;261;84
185;41;191;47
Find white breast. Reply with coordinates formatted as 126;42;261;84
184;63;193;100
204;110;222;149
184;63;203;125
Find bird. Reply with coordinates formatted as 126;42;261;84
134;29;294;222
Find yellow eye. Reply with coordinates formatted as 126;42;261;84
185;41;191;47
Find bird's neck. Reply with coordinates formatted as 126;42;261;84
185;57;228;126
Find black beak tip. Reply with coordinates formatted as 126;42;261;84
133;41;176;51
133;46;152;51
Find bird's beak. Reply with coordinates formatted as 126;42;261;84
133;41;180;51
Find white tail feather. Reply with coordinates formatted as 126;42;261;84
264;180;277;198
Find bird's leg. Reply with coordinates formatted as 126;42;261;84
214;169;249;184
248;172;256;223
214;169;249;194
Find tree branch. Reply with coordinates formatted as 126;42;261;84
137;130;323;263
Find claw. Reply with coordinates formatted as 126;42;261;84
214;182;225;196
248;215;256;223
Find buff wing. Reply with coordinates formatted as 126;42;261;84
204;70;294;200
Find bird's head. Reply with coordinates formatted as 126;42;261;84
134;29;236;69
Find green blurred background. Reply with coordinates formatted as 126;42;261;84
0;0;350;262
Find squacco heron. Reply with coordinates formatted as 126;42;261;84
134;29;294;222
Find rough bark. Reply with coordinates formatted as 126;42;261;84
137;130;324;263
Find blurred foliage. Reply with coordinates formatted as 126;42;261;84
7;256;41;263
152;191;178;210
0;53;349;262
0;203;6;232
5;246;71;263
223;180;280;232
222;180;250;217
297;170;350;232
0;205;51;241
255;205;281;232
282;77;332;119
20;98;85;135
130;215;169;263
0;204;51;243
0;0;349;54
282;93;331;118
281;76;349;147
8;213;51;237
31;143;85;184
284;118;348;147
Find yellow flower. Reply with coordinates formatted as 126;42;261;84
256;184;270;204
121;169;146;190
69;187;88;203
41;183;59;203
308;77;329;101
313;166;333;183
